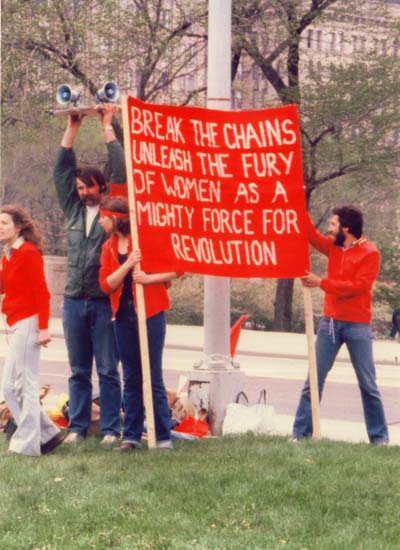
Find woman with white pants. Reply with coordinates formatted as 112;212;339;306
0;205;62;456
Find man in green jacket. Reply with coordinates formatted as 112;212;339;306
54;104;123;445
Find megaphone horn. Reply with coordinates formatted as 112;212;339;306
95;82;120;103
56;85;80;106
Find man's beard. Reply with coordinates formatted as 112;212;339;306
82;196;99;206
333;229;345;247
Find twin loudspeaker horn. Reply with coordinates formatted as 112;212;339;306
52;82;120;116
95;82;120;103
56;85;80;106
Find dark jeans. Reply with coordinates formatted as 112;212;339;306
114;302;171;444
63;298;121;437
293;317;389;444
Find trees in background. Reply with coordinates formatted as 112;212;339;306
1;0;399;329
1;0;207;249
231;0;400;329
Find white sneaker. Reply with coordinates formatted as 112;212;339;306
156;440;173;450
100;434;119;445
63;432;84;445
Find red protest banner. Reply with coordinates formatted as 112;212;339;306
122;96;309;278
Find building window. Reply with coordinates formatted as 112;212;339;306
252;64;259;90
252;90;259;108
393;128;399;146
307;29;313;49
339;32;345;55
187;74;195;92
160;9;171;27
233;90;242;110
330;32;336;54
316;30;322;51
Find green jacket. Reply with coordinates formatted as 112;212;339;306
54;140;126;299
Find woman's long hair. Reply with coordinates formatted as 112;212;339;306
0;205;45;254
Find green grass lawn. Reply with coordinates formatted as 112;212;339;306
1;433;399;550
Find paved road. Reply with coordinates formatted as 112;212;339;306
1;321;399;444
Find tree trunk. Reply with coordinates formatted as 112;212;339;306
273;278;294;331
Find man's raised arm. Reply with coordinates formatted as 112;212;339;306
98;104;127;196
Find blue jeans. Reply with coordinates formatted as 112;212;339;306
293;317;389;444
63;298;121;437
114;302;171;444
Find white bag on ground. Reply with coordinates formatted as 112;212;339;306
222;390;276;436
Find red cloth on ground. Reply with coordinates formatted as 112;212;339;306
173;416;209;438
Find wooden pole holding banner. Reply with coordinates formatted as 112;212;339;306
120;95;157;449
302;286;321;439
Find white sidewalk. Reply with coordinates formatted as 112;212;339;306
48;319;400;364
17;320;400;446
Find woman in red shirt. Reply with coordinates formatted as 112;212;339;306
98;196;180;451
0;205;63;456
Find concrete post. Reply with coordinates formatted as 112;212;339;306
43;256;66;318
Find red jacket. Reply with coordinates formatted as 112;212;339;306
307;216;379;324
0;241;50;329
99;234;172;319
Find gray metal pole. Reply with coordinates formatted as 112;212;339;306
203;0;232;369
187;1;246;434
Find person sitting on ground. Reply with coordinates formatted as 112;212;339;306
166;390;209;438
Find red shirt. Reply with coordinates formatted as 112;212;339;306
0;241;51;329
99;234;172;319
307;216;379;324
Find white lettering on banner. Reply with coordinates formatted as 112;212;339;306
137;202;194;230
133;169;156;194
132;140;193;172
189;120;219;147
171;234;277;266
130;107;185;143
196;152;233;177
241;151;294;178
234;182;260;204
272;181;288;203
262;209;300;234
161;173;221;203
223;118;297;149
202;208;254;235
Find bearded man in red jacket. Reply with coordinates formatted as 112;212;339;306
292;206;389;445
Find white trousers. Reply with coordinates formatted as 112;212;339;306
1;315;60;456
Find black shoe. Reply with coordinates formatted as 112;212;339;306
41;432;65;455
114;442;140;453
